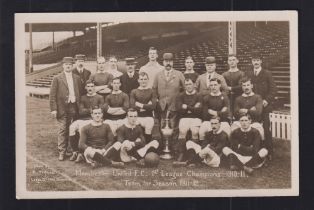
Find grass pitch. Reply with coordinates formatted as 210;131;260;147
26;97;291;191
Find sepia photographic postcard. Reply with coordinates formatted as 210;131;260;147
15;11;298;198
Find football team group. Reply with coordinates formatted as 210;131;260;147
49;46;276;175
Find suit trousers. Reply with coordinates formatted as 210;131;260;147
56;103;78;154
262;105;273;154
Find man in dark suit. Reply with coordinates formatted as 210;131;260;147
246;52;277;160
72;54;91;95
50;57;82;161
120;57;139;96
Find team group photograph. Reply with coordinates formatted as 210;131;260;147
20;17;295;192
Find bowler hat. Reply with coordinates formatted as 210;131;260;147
163;53;174;60
205;56;216;64
125;57;137;65
62;57;74;64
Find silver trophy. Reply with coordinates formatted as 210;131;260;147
160;111;174;160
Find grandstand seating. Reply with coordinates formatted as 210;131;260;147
26;22;290;107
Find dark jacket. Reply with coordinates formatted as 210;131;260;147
72;68;91;95
120;71;139;95
246;68;277;104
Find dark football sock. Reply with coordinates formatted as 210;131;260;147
92;152;111;166
145;134;152;143
69;134;79;152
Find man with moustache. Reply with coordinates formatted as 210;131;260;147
222;113;268;175
222;54;245;118
130;72;157;143
72;54;91;95
183;56;199;83
120;58;139;95
107;56;123;78
139;47;163;89
246;52;277;160
196;56;229;96
79;106;125;168
174;116;228;168
50;57;82;161
68;80;105;162
89;56;113;99
153;53;185;149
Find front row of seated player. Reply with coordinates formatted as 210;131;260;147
79;107;159;168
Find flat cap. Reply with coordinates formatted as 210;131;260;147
62;57;74;64
163;53;174;60
205;56;216;64
125;57;137;65
75;54;86;61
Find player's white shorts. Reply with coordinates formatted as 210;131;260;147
83;142;122;164
199;121;231;140
179;118;202;134
69;119;93;136
222;146;268;166
104;118;126;136
136;117;154;134
186;140;220;167
231;121;264;140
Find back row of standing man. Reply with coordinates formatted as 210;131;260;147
50;46;276;164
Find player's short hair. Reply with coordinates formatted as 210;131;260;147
239;76;252;85
85;80;95;86
109;55;117;61
210;115;221;122
139;71;149;80
185;56;194;61
127;108;138;115
228;54;237;58
149;47;158;52
184;78;194;84
90;106;103;114
112;77;121;83
209;78;221;84
97;56;106;63
238;113;252;121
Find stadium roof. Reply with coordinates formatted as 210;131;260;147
25;23;105;32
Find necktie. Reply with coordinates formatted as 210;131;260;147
254;70;258;76
166;71;170;81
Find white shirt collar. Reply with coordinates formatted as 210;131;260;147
184;70;195;74
125;122;137;129
206;72;215;79
127;71;135;77
185;90;196;95
64;71;72;76
212;127;223;134
210;92;222;96
240;125;252;132
254;67;262;75
138;86;150;90
86;93;97;97
77;67;84;73
242;92;255;97
112;90;122;95
228;68;239;73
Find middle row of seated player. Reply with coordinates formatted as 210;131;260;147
68;71;265;165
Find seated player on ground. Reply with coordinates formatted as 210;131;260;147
117;108;159;167
199;78;231;141
103;77;129;136
222;113;268;174
174;78;202;162
130;72;157;143
69;80;105;162
173;116;228;168
231;77;264;139
89;56;113;99
78;106;124;168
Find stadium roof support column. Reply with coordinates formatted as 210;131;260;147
52;31;55;51
28;23;33;73
228;21;237;55
97;22;102;57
